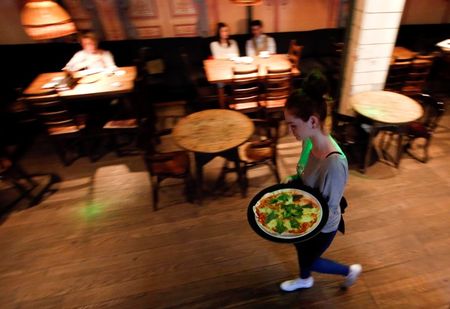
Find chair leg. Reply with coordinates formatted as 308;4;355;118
361;126;377;174
152;177;161;211
52;139;70;166
395;129;405;168
242;164;249;194
378;131;386;156
195;157;204;205
234;158;246;198
11;163;38;187
184;173;195;203
422;138;430;163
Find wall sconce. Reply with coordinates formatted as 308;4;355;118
21;0;77;40
230;0;262;6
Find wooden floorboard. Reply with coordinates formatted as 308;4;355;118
1;100;449;308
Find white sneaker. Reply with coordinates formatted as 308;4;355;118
342;264;362;288
280;276;314;292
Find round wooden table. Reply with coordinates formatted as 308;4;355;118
350;91;424;173
351;91;423;124
172;109;254;202
172;109;254;153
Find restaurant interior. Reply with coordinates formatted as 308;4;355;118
0;0;449;308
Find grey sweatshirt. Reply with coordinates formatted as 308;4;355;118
301;152;348;233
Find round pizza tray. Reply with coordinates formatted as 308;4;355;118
247;183;329;244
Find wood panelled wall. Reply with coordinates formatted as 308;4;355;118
0;0;448;44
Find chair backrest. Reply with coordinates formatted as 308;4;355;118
135;47;165;78
232;65;259;78
230;66;260;111
180;50;198;87
415;94;445;133
415;52;439;61
249;118;279;148
404;59;432;92
385;61;411;91
25;92;81;135
333;42;344;56
265;67;292;101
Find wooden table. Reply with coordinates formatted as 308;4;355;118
350;91;423;172
203;54;299;107
392;47;417;62
172;109;254;201
23;66;137;100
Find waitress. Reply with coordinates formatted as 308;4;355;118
280;72;362;292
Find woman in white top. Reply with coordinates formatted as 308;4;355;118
210;23;239;59
64;32;117;72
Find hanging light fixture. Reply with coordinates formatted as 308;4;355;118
21;0;77;40
230;0;262;6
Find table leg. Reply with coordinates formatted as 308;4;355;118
194;154;204;205
221;148;246;198
233;156;246;198
194;153;215;205
217;85;225;109
361;124;378;174
395;125;405;168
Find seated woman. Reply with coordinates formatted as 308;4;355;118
64;31;117;72
210;23;239;59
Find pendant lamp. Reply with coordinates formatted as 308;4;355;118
21;0;77;40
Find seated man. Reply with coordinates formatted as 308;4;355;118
64;31;117;72
245;20;276;57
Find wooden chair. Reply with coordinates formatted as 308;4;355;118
404;94;445;163
238;119;280;190
25;92;88;166
401;59;433;96
143;129;194;210
331;111;369;170
415;52;439;61
0;156;37;203
180;50;219;109
385;61;411;92
102;77;145;156
260;66;292;117
142;104;194;210
228;65;261;114
330;42;344;87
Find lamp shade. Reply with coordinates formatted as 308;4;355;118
230;0;262;5
21;0;77;40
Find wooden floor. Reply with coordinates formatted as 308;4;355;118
1;100;449;308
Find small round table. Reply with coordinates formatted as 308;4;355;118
350;91;424;172
172;109;254;201
173;109;254;153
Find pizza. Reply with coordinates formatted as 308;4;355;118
253;189;322;238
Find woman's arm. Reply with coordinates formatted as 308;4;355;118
63;51;84;71
102;50;117;70
321;157;348;210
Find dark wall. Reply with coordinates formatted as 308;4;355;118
0;24;447;105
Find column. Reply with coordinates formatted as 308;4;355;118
339;0;405;115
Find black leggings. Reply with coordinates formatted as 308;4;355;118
294;231;349;279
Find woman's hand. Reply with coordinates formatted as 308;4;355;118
281;175;297;184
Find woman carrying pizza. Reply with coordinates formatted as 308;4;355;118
280;72;362;291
